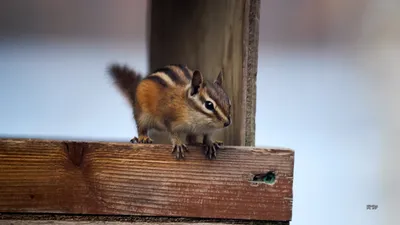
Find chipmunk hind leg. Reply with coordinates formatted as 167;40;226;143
131;125;153;144
130;107;153;144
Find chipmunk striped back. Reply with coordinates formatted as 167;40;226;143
143;64;193;88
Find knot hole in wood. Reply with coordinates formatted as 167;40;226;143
251;171;276;185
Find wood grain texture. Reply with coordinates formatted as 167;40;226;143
0;138;294;221
0;214;289;225
243;0;260;146
0;220;288;225
148;0;260;146
0;222;265;225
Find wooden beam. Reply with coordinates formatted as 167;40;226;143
148;0;260;146
0;214;289;225
0;214;290;225
0;138;294;222
0;218;289;225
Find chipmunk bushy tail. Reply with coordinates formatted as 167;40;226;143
107;63;143;107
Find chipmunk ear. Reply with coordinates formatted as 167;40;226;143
190;70;203;96
214;69;223;86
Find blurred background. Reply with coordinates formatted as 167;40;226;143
0;0;398;224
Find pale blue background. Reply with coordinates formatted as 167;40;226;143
0;0;398;224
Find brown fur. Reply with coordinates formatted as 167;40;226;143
135;78;187;131
108;64;143;107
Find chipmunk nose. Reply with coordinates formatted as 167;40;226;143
224;117;231;127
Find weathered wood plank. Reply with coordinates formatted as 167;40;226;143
0;214;289;225
0;220;288;225
0;138;293;221
243;0;260;146
0;222;283;225
148;0;260;146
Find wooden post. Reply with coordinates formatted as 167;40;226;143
148;0;260;146
0;138;294;224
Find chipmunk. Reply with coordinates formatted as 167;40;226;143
107;63;231;160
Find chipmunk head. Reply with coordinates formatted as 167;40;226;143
187;69;232;130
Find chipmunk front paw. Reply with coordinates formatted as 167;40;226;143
130;136;153;144
203;140;223;160
171;144;189;160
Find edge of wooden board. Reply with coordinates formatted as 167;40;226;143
0;138;294;221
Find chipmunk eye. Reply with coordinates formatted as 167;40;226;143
205;101;214;111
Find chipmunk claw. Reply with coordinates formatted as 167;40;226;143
130;136;153;144
214;140;224;146
203;141;222;160
171;144;188;160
